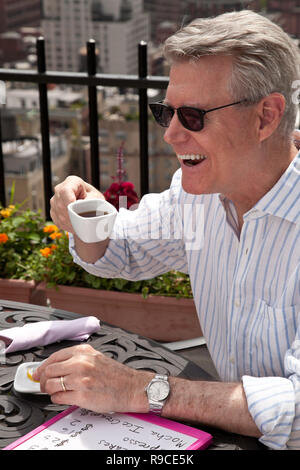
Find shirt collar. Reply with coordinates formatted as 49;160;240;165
251;151;300;224
219;151;300;225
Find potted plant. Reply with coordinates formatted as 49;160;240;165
0;206;201;341
30;229;202;342
0;199;46;303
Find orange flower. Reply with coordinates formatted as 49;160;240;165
39;247;52;257
50;244;57;250
0;208;12;218
43;224;59;233
49;232;62;240
0;233;8;243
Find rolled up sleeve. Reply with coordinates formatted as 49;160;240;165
242;375;295;449
243;335;300;450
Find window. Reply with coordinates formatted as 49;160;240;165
115;131;127;139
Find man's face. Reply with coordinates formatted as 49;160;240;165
163;56;259;197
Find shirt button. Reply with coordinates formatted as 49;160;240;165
229;356;235;364
234;299;240;307
245;248;249;255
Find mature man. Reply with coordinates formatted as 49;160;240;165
34;10;300;449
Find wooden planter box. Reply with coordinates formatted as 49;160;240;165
0;278;37;304
35;283;202;342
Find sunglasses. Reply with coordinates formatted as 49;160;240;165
149;100;246;132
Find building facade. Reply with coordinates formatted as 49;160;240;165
266;0;300;37
143;0;250;43
42;0;150;74
0;0;41;34
4;135;71;215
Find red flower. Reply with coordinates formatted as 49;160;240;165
104;143;139;210
104;182;139;209
108;182;120;193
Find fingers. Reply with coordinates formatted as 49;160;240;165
49;390;80;406
50;176;87;232
33;344;95;380
34;345;105;409
39;374;84;407
33;346;74;381
41;376;69;395
50;176;106;232
32;344;150;414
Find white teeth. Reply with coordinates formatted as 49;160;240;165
178;154;207;160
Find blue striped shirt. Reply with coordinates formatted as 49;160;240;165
70;151;300;450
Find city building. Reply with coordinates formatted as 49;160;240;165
0;0;41;34
0;32;27;66
143;0;250;43
42;0;150;74
264;0;300;38
6;87;83;110
0;0;41;65
2;84;82;215
3;135;71;215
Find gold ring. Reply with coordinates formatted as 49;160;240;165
60;376;66;392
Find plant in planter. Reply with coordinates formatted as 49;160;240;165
0;199;47;302
30;229;193;297
1;208;200;341
29;230;201;341
0;204;45;279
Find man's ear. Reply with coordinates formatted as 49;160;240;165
256;93;286;142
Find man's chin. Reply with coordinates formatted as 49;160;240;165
181;177;209;195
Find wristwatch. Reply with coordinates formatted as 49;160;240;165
145;374;170;415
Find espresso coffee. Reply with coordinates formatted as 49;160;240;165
68;198;117;242
78;210;108;218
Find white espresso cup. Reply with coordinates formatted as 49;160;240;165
68;198;117;243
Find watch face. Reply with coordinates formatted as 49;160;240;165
148;380;169;401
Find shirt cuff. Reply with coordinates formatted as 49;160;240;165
242;375;295;449
68;233;125;278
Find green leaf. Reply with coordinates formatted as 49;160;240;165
11;216;26;228
27;233;42;242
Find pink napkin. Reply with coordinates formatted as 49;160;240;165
0;316;101;353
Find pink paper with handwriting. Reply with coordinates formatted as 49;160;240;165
4;406;212;450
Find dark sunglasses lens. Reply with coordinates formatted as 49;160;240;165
150;104;173;127
178;108;203;131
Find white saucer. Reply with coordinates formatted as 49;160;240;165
14;362;45;394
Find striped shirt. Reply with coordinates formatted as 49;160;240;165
70;151;300;450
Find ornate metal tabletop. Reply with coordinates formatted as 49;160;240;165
0;299;264;451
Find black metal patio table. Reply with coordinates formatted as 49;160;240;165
0;299;264;451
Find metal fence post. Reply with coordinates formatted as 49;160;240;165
0;108;5;207
87;39;100;189
37;37;52;220
138;41;149;197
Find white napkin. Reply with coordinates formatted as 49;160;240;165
0;316;101;353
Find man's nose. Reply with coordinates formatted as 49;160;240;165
163;112;189;146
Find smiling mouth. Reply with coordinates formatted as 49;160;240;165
178;154;207;167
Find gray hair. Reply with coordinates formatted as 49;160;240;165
163;10;300;136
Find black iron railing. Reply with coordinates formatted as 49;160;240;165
0;38;168;219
